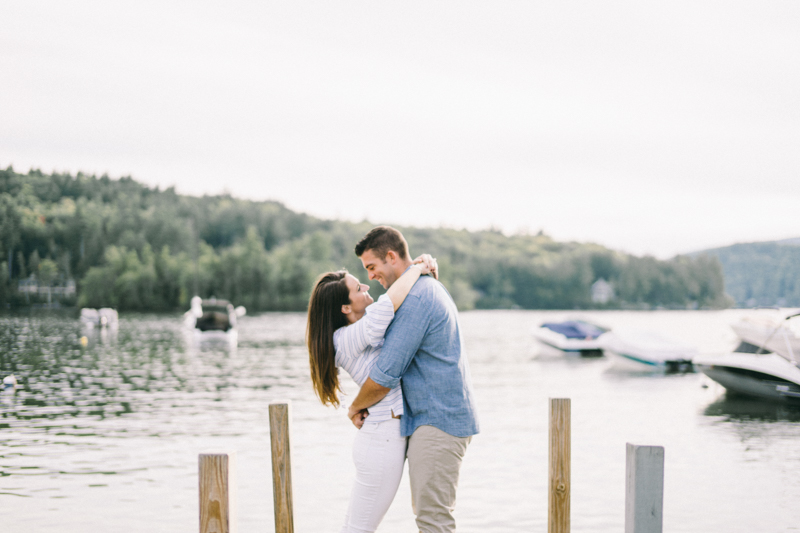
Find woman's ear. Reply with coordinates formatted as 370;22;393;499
341;304;351;316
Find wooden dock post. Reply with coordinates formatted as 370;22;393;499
199;453;236;533
549;398;571;533
625;443;664;533
269;402;294;533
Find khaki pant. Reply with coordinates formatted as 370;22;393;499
407;425;472;533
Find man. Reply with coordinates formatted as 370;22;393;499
347;225;479;533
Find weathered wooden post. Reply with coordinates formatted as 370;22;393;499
549;398;571;533
625;443;664;533
199;453;236;533
269;402;294;533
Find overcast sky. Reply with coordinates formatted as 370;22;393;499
2;2;798;258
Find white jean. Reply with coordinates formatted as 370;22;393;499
340;417;408;533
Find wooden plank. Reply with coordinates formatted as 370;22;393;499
548;398;571;533
625;443;664;533
269;402;294;533
199;453;236;533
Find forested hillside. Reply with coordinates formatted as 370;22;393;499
695;240;800;307
1;168;731;311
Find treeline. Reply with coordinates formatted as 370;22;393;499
0;167;732;311
697;240;800;307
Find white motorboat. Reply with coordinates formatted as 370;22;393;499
3;375;18;393
600;328;697;372
79;308;119;328
695;311;800;402
729;309;800;359
533;320;608;357
183;296;246;346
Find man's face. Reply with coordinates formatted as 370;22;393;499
360;249;398;289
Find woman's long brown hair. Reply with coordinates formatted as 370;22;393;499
306;270;350;407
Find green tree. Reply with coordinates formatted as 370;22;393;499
37;259;58;286
2;167;732;311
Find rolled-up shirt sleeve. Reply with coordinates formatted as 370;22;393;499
369;293;430;389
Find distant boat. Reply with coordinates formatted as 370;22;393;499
695;310;800;402
600;328;697;371
533;320;608;357
80;308;119;328
183;296;246;346
3;374;18;392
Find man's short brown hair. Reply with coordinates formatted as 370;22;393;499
355;226;409;260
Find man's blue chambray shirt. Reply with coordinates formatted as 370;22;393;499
369;274;479;438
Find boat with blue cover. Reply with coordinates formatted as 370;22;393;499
533;319;609;357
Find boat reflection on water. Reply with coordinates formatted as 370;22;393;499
184;332;239;354
603;363;695;380
703;394;800;423
80;322;118;347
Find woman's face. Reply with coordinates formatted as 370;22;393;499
343;273;373;323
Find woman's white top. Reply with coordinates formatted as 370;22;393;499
333;294;403;422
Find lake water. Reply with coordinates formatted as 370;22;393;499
2;309;800;532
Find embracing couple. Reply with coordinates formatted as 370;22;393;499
306;226;480;533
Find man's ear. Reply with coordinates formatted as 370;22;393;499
341;304;351;315
385;250;398;264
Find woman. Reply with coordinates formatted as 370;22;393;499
306;255;437;533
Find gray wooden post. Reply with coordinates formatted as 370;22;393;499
625;443;664;533
199;453;236;533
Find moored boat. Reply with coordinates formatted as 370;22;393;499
695;310;800;402
533;319;608;357
601;328;697;372
729;309;800;359
183;296;246;346
80;308;119;328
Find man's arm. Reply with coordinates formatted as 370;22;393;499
346;283;431;427
347;378;390;427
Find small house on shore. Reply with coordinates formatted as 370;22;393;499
591;278;615;304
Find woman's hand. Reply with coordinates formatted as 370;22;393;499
412;254;439;280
